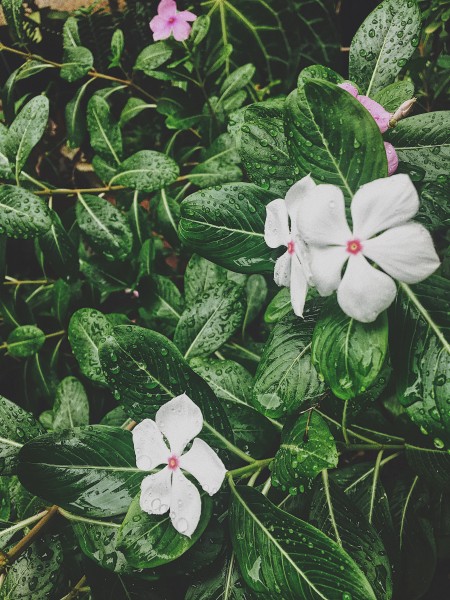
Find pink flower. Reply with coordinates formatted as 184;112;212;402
150;0;197;42
339;82;398;176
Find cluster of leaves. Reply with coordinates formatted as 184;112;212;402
0;0;449;598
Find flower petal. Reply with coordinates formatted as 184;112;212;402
357;96;391;133
149;15;172;40
178;10;197;22
290;256;308;317
384;142;398;176
338;82;358;97
274;251;291;287
363;222;440;284
285;174;316;230
170;470;201;537
132;419;169;470
351;174;419;240
180;438;226;495
297;184;351;246
140;467;172;515
158;0;177;18
265;199;290;248
156;394;203;455
308;245;348;296
172;19;192;42
337;254;397;322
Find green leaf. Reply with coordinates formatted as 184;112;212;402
98;325;234;453
253;306;324;418
65;78;94;148
417;182;450;232
61;46;94;82
372;80;415;112
134;42;173;76
391;276;450;447
312;301;389;401
116;493;213;569
243;275;267;335
139;275;184;337
184;254;227;307
285;79;387;201
179;183;278;274
190;358;277;459
349;0;421;96
297;64;344;88
52;278;71;325
220;64;255;102
186;555;256;600
406;445;450;490
109;29;124;68
18;426;145;517
7;325;45;358
0;395;44;475
38;210;78;278
264;288;292;324
271;412;337;489
4;95;49;180
1;537;63;599
239;98;296;196
188;134;242;189
92;154;118;183
109;150;179;192
68;308;113;384
155;189;180;247
87;95;122;164
310;475;393;600
76;194;133;261
119;97;154;126
52;376;89;431
385;111;450;182
229;484;377;600
189;14;210;46
1;0;25;44
0;185;51;239
174;282;246;360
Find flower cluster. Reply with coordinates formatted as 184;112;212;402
133;394;226;537
265;174;440;322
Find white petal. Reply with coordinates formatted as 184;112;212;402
290;256;308;317
351;174;419;239
337;255;397;322
170;470;202;537
140;467;172;515
363;222;440;284
132;419;170;471
309;245;348;296
274;251;291;287
156;394;203;456
264;199;290;248
180;438;226;495
285;175;316;230
297;184;351;246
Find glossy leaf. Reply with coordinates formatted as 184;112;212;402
243;275;267;336
87;95;122;164
406;444;450;490
229;484;377;600
179;183;278;274
2;0;25;44
184;254;227;307
7;325;45;358
349;0;421;96
0;395;44;475
38;210;78;278
18;426;145;517
253;306;324;418
189;134;242;188
0;186;51;239
285;79;387;201
264;287;292;324
109;150;179;192
52;376;89;431
312;301;389;401
174;282;246;359
271;412;338;489
373;80;415;112
139;275;184;337
61;45;94;82
134;42;173;75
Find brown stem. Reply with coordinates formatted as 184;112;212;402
61;575;88;600
124;420;137;431
0;506;59;574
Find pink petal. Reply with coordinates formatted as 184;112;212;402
158;0;177;18
150;15;172;40
172;18;192;41
357;95;391;133
178;10;197;22
384;142;398;176
338;82;358;97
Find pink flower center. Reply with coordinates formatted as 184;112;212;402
287;240;295;255
168;16;176;24
346;239;363;255
167;454;179;471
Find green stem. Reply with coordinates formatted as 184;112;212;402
368;450;384;525
0;511;48;543
315;409;380;446
227;457;273;480
339;443;405;452
203;422;256;464
341;400;350;445
322;469;342;547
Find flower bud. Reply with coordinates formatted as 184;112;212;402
389;98;416;128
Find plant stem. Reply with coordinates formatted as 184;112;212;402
368;450;384;525
341;399;350;445
227;457;273;480
261;477;272;496
3;278;53;286
0;43;156;102
315;409;380;446
0;511;48;543
321;469;342;547
0;506;59;574
60;575;88;600
339;443;405;452
35;185;126;196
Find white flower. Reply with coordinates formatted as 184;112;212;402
264;175;316;316
296;174;440;322
133;394;226;537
